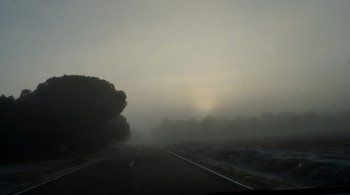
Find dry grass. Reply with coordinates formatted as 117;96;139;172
0;148;120;195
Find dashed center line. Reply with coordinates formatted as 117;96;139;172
129;161;135;167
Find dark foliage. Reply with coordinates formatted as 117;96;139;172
0;75;130;163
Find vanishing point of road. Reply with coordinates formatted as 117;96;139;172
19;147;250;195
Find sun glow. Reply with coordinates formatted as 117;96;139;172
188;87;218;114
195;98;216;113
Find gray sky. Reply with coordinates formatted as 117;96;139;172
1;0;350;131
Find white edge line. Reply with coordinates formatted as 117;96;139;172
14;158;106;195
162;148;254;190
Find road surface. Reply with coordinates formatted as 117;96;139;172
20;147;249;195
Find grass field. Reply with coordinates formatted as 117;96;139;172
170;133;350;188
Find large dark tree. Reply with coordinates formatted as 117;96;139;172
1;75;130;161
26;75;128;150
31;75;126;124
104;115;131;145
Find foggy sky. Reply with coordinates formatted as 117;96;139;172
1;0;350;131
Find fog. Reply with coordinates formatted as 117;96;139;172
1;0;350;134
1;2;350;191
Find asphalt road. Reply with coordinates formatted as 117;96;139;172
20;147;249;195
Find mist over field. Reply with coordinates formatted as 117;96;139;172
1;0;350;192
127;110;350;146
1;0;350;133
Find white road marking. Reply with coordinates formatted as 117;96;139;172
14;158;106;195
129;161;135;167
162;148;254;190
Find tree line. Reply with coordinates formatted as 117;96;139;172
0;75;130;163
151;111;350;144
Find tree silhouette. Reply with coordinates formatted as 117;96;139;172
0;75;130;162
27;75;128;151
104;114;131;145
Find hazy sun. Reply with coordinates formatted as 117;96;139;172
185;82;224;115
196;98;215;113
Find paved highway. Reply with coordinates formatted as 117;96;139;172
20;147;250;195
